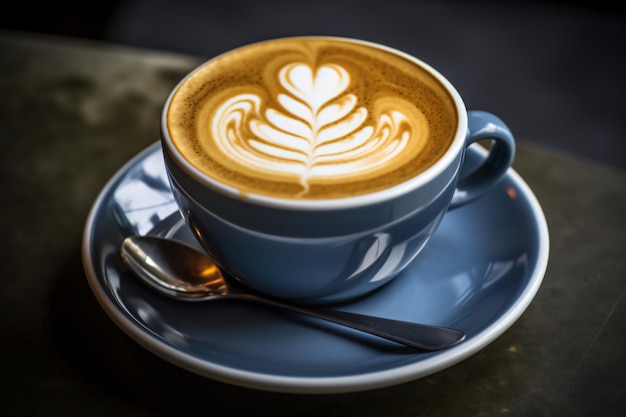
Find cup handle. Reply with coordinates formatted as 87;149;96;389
449;110;516;209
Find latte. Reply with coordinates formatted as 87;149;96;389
166;37;458;199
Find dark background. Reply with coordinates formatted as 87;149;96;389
2;0;625;172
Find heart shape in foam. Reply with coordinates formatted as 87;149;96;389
279;63;350;112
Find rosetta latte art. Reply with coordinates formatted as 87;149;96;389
212;62;427;194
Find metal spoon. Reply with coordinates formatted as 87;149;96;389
120;235;466;351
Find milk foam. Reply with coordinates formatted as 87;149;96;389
212;62;428;194
167;37;457;199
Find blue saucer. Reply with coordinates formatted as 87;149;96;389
82;142;549;394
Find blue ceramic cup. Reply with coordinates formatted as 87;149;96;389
161;37;515;304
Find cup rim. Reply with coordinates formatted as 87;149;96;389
161;35;468;211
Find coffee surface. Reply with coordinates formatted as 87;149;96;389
166;37;457;199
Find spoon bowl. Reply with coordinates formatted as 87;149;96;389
120;235;466;351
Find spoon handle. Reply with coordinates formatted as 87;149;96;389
254;297;466;351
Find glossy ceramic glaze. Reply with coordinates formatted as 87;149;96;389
82;142;548;394
163;109;514;303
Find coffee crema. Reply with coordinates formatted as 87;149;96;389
166;37;458;199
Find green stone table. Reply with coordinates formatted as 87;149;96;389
1;31;624;416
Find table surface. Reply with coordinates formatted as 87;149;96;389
1;29;625;416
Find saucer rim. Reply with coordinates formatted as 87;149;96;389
82;142;549;394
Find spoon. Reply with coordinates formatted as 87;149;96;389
120;235;466;351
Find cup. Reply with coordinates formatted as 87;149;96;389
160;36;515;304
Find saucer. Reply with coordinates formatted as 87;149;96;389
82;142;549;394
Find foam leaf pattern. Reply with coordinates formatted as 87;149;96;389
211;62;416;192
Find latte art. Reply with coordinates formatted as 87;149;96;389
213;62;428;194
166;37;457;199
